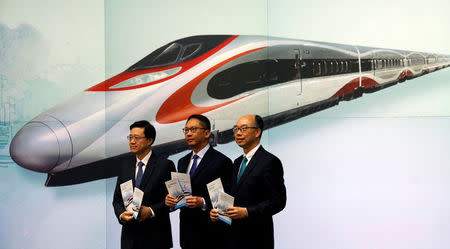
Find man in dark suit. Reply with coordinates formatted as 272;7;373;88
113;120;176;249
165;114;232;249
210;115;287;249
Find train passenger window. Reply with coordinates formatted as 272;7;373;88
323;60;328;75
314;61;321;76
334;61;340;74
207;59;296;99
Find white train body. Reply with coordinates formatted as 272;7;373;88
9;35;450;186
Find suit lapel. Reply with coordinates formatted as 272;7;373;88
191;147;213;179
178;152;192;173
234;146;264;191
125;156;137;187
231;156;242;193
137;153;157;190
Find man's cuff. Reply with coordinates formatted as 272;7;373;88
201;198;207;211
149;207;156;218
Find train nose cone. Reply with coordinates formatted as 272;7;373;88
10;122;59;172
10;115;73;173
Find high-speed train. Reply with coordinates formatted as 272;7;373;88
9;35;450;186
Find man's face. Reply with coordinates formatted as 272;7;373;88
234;115;261;150
184;118;210;150
129;127;152;156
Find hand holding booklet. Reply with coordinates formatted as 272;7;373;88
216;191;234;225
165;172;192;209
120;180;144;219
207;178;234;225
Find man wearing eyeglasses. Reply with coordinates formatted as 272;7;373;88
165;114;232;249
113;120;176;249
210;115;287;249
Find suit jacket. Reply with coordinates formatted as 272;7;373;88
230;146;287;249
177;146;233;249
113;152;176;249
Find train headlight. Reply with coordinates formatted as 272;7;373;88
111;67;181;89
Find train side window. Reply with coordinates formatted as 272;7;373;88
313;61;321;76
301;59;313;79
207;59;299;99
335;61;340;74
331;60;336;75
321;60;326;76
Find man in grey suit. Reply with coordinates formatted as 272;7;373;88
113;120;175;249
210;115;287;249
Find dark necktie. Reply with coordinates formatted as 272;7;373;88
189;154;199;177
136;161;144;188
237;156;248;183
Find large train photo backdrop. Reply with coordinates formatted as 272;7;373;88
10;35;449;186
1;0;450;249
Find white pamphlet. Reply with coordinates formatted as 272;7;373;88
217;191;234;225
132;187;143;219
120;180;134;211
120;179;144;219
207;178;224;209
171;172;192;197
165;179;187;209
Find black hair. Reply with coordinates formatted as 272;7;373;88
254;115;264;138
130;120;156;145
186;114;211;131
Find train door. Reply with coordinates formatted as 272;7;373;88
294;49;302;95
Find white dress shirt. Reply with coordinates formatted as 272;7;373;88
186;143;210;174
134;150;155;217
135;150;152;178
238;143;261;173
186;143;210;211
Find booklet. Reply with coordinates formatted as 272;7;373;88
171;172;192;198
131;187;143;219
120;180;134;211
207;178;224;209
120;179;144;219
217;191;234;225
165;179;187;209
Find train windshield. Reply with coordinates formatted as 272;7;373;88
127;35;232;71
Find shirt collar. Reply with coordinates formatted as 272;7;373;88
136;150;152;165
244;143;260;161
192;143;210;159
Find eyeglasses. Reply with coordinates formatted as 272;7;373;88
127;136;147;141
232;125;258;133
182;127;207;134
